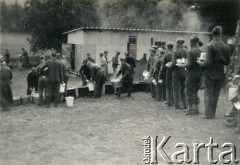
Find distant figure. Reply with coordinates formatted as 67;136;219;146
40;52;64;108
27;67;38;95
0;58;13;111
79;59;92;86
21;48;30;68
115;58;133;97
112;51;120;75
86;53;95;63
104;51;110;79
140;53;147;63
125;52;136;73
3;49;10;66
100;53;108;79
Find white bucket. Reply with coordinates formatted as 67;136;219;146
65;96;74;107
228;87;238;101
59;83;66;93
234;102;240;110
87;82;94;91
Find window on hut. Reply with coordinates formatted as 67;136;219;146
129;36;137;45
154;41;166;48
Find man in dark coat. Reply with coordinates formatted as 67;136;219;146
198;26;230;119
79;59;92;86
169;38;187;110
125;52;136;73
21;48;30;68
40;52;64;108
161;43;174;107
153;48;165;101
88;62;106;98
0;59;13;111
27;67;38;95
182;35;202;115
115;58;133;97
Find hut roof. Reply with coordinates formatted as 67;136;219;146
63;27;211;35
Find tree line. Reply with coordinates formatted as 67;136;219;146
0;0;25;32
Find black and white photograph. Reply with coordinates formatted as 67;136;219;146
0;0;240;164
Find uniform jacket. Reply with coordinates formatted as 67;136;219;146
60;59;70;82
27;71;38;87
160;50;173;80
79;64;91;80
153;56;162;80
0;64;12;84
90;64;104;81
170;46;188;78
185;46;202;80
116;62;133;84
202;37;230;80
40;57;63;82
125;56;136;73
149;55;157;76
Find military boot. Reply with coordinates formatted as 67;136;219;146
45;97;50;108
186;105;194;115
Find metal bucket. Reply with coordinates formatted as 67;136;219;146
32;94;39;104
13;96;21;106
20;95;32;104
111;79;122;88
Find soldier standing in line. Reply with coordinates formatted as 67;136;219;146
153;48;165;101
149;46;158;98
160;43;174;107
198;26;230;119
169;38;187;110
180;35;202;115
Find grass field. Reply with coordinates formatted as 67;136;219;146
1;32;31;57
0;68;239;165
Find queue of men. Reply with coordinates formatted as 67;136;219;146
147;26;231;120
1;25;239;133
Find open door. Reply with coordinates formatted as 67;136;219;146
62;44;83;71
